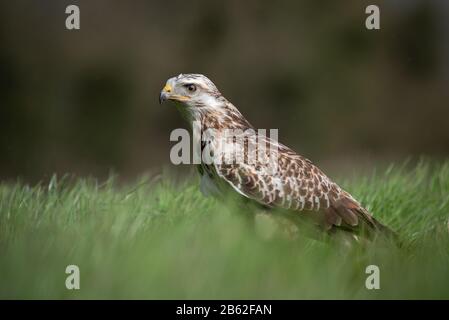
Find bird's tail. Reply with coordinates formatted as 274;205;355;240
329;196;400;245
354;206;401;245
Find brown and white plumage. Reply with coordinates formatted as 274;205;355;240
160;74;393;240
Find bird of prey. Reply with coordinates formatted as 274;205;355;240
159;74;394;241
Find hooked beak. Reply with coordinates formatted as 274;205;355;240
159;84;171;104
159;84;190;104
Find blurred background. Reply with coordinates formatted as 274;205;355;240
0;0;448;183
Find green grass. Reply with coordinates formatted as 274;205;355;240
1;161;449;299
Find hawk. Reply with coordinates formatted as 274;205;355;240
159;74;394;241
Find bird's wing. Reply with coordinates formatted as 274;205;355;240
214;136;378;232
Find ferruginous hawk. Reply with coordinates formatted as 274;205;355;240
159;74;394;241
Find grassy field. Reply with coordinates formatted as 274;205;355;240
1;161;449;299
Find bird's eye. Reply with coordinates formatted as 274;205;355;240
185;84;197;92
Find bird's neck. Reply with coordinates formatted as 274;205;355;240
180;101;253;133
175;99;254;162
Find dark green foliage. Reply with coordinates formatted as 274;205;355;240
0;161;448;299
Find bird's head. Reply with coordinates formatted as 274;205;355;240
159;74;222;109
160;73;252;130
